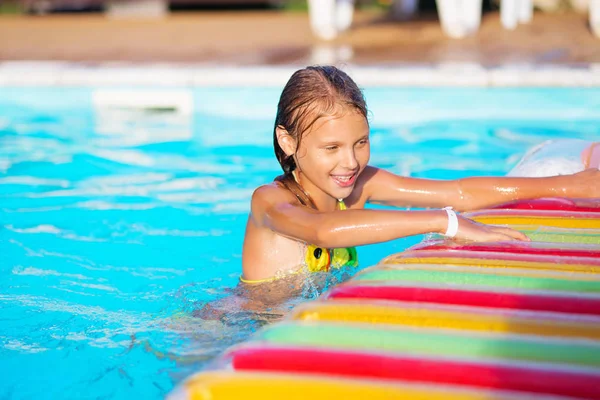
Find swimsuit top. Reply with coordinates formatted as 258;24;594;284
275;173;359;273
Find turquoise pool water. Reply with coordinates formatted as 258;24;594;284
1;86;600;399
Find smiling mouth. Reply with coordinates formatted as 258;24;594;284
331;172;357;188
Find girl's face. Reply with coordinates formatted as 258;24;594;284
294;109;370;208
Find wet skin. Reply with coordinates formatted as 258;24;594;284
243;110;600;282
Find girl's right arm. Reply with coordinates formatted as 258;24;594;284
253;185;528;249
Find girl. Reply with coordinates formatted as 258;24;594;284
242;65;600;284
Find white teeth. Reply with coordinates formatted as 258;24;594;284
333;174;353;183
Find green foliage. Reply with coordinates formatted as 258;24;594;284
281;0;308;12
0;0;24;14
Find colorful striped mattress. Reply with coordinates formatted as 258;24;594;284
169;197;600;400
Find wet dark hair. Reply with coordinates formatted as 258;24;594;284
273;65;368;175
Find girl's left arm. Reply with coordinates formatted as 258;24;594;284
362;166;600;212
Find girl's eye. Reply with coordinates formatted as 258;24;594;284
325;146;338;151
357;139;369;146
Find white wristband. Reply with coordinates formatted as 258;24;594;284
443;206;459;238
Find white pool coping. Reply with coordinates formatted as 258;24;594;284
0;61;599;87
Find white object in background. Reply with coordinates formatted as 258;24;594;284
463;0;483;34
336;0;355;32
310;44;354;64
436;0;482;38
390;0;420;21
308;0;337;40
592;0;600;38
437;0;466;38
92;89;193;140
107;0;167;18
308;0;355;41
501;0;519;29
518;0;533;23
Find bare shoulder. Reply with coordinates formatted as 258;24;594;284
353;165;428;206
357;165;393;183
250;182;298;223
345;165;386;206
355;165;399;192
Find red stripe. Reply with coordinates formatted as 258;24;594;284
230;346;600;399
413;243;600;258
327;285;600;316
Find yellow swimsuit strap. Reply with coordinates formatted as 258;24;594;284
239;268;302;285
239;275;276;284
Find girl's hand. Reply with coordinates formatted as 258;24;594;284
454;215;530;242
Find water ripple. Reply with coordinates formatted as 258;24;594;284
2;86;600;400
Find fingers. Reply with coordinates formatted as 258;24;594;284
463;225;529;243
492;233;527;242
492;226;530;242
456;220;530;243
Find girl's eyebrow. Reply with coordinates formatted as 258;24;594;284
319;133;369;144
320;140;343;146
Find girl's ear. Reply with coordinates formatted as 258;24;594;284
275;126;297;157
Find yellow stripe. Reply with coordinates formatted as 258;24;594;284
387;256;600;274
290;301;600;340
470;215;600;229
182;372;520;400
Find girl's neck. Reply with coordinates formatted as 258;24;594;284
292;170;340;212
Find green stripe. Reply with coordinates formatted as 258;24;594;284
259;323;600;367
519;230;600;244
353;269;600;293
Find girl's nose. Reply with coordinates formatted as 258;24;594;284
341;149;359;170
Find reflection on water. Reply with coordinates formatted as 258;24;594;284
310;44;354;65
1;86;600;399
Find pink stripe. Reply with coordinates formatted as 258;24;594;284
413;243;600;258
467;209;600;218
491;198;600;213
398;249;600;266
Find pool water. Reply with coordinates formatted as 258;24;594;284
1;86;600;399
